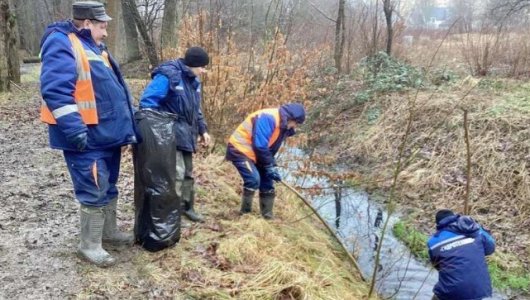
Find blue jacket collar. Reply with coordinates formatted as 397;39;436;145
40;20;96;48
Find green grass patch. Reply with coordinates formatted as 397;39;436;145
392;220;429;261
488;254;530;292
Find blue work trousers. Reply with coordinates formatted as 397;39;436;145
63;147;122;207
231;159;274;192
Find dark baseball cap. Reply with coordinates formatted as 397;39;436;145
73;1;112;22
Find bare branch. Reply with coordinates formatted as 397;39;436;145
308;0;336;23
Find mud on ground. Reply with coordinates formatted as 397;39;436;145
0;82;85;298
0;81;152;298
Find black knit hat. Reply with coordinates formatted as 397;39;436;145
435;209;455;224
184;47;209;67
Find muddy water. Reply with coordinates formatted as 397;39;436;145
279;148;508;300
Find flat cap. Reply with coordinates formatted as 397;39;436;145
73;1;112;22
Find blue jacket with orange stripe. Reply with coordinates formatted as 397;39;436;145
40;21;137;151
226;103;305;166
427;215;495;300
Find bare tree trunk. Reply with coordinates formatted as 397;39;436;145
383;0;393;55
122;0;158;66
52;0;61;19
0;0;20;92
104;0;121;57
6;0;19;84
121;0;141;62
0;0;8;92
160;0;178;50
372;0;379;56
334;0;345;74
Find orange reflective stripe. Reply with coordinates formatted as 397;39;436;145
40;105;57;124
229;108;281;162
92;161;99;189
40;33;98;125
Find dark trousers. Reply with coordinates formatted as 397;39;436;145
231;159;274;192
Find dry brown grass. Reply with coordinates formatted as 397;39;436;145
78;154;370;299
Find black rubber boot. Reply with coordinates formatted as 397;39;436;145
240;188;255;214
182;182;204;223
259;190;275;219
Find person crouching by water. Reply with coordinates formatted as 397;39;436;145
427;209;495;300
225;103;305;219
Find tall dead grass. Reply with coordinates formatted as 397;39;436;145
320;80;529;267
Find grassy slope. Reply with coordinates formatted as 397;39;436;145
308;76;530;293
78;154;369;299
2;69;369;299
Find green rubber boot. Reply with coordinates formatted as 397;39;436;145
103;198;134;246
259;190;275;219
240;188;255;214
78;205;116;267
182;180;204;223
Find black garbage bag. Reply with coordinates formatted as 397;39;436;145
133;109;181;252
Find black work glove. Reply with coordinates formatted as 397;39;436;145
68;132;88;151
265;166;282;182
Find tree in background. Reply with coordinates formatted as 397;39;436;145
122;0;159;66
0;0;20;92
334;0;345;74
383;0;395;55
160;0;179;50
121;0;141;62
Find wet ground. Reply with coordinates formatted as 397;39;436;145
0;91;83;298
0;82;139;299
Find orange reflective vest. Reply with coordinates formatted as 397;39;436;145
40;33;98;125
228;108;281;163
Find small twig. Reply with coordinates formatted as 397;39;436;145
463;109;471;215
307;0;337;23
9;81;25;93
280;180;366;282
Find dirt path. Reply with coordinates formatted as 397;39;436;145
0;86;84;298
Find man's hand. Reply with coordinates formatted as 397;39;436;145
265;166;282;182
68;132;88;151
199;132;211;147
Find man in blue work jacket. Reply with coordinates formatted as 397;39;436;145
139;47;211;223
427;209;496;300
40;1;138;267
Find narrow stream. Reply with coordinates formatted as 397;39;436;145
278;148;507;300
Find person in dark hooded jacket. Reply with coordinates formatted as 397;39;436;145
39;1;138;267
427;209;496;300
226;103;306;219
139;47;211;223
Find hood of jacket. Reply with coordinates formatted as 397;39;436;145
437;214;480;235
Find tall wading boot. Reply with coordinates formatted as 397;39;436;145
259;190;275;219
78;205;116;267
182;180;204;223
240;188;255;214
103;198;134;246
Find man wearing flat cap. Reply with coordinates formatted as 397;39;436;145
39;1;138;267
139;47;212;224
